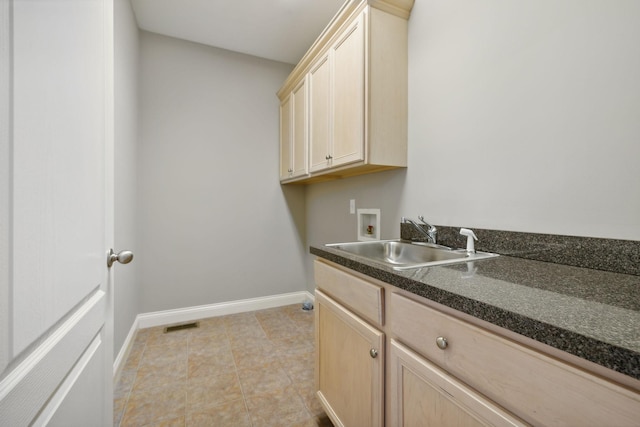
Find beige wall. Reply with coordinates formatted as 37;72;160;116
138;32;306;312
305;0;640;289
114;0;140;356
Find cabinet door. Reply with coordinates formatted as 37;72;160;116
309;54;331;172
388;340;527;427
279;95;292;180
291;78;308;178
316;290;384;427
331;10;365;167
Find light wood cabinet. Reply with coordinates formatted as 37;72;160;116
313;259;384;327
308;54;331;173
389;340;526;427
279;78;308;180
278;0;413;184
279;94;292;180
315;290;384;427
309;12;365;173
313;259;640;427
389;292;640;427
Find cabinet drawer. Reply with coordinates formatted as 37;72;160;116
314;260;384;327
389;339;527;427
389;292;640;427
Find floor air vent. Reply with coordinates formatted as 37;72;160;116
164;322;199;333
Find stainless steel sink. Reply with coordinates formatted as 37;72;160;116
325;240;498;270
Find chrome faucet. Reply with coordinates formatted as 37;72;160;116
402;216;437;244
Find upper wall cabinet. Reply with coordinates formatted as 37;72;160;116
280;77;308;181
277;0;414;184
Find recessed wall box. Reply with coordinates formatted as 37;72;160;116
357;209;381;241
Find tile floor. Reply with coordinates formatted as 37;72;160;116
114;304;334;427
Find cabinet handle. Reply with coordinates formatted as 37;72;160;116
436;336;448;350
369;348;378;358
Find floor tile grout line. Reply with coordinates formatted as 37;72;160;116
227;314;256;427
184;332;190;425
116;335;148;427
248;315;260;425
264;308;316;423
129;336;153;425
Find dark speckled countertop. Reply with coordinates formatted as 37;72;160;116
310;243;640;380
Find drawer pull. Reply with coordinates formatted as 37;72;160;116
369;348;379;358
436;336;448;350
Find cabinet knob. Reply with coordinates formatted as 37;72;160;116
369;348;378;358
436;336;448;350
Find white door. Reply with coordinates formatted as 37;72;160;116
0;0;115;426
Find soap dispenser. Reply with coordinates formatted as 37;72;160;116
459;228;478;254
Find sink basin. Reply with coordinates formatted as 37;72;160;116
325;240;498;270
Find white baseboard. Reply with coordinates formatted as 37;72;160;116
136;290;314;329
113;290;314;377
113;316;139;381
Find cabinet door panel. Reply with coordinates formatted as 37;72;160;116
316;290;384;427
389;340;527;427
292;78;307;177
332;11;365;167
279;95;292;180
309;55;331;172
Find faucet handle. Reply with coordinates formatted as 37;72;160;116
418;215;435;228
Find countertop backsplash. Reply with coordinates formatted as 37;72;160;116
401;224;640;277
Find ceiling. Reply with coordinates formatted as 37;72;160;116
130;0;347;65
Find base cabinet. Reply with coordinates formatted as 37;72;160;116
314;259;640;427
389;292;640;427
315;290;384;427
388;340;526;427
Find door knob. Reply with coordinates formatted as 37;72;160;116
107;249;134;268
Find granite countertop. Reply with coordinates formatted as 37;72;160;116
310;243;640;380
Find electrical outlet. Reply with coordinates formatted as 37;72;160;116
350;199;355;214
